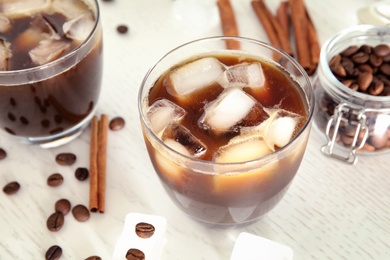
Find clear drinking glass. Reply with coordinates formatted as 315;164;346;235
138;36;314;225
0;0;103;148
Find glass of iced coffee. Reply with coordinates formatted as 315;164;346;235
138;36;314;225
0;0;103;147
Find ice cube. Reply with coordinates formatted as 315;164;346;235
257;108;301;149
147;99;186;136
169;57;225;96
51;0;92;20
218;62;265;89
14;15;60;52
214;135;272;163
29;39;70;65
63;13;95;43
212;134;279;195
162;121;207;158
0;14;11;33
0;39;12;71
0;0;48;15
198;88;269;135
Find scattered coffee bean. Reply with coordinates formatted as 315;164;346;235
55;199;71;215
72;204;90;222
85;256;102;260
126;248;145;260
117;24;128;34
55;153;76;165
45;245;62;260
109;117;125;131
47;173;64;187
3;181;20;195
47;212;65;232
0;148;6;160
135;222;155;238
75;167;89;181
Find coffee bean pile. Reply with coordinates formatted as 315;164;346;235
316;43;390;153
329;44;390;96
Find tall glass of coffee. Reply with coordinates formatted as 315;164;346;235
138;36;314;225
0;0;103;147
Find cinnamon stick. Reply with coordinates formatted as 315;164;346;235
89;115;99;212
288;0;312;73
251;0;293;59
97;114;108;213
276;1;290;40
217;0;240;49
306;8;321;74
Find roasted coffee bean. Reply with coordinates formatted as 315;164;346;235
369;53;383;67
109;117;125;131
0;148;6;160
45;245;62;260
47;173;64;187
55;199;71;215
368;80;384;96
126;248;145;260
341;79;354;88
340;45;359;57
359;44;372;54
47;212;65;232
3;181;20;195
135;222;155;238
341;58;355;76
117;25;128;34
55;153;76;165
380;63;390;76
349;83;359;91
329;54;341;67
20;116;29;125
374;44;390;57
357;72;373;92
331;64;346;77
75;167;89;181
85;256;102;260
72;204;90;222
352;52;369;64
358;64;373;74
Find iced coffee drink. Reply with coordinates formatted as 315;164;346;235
139;37;314;224
0;0;102;147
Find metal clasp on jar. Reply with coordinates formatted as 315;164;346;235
321;103;369;164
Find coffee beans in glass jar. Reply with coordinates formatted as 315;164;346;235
314;25;390;163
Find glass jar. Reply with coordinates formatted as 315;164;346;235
313;25;390;164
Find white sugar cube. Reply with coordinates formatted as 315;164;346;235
230;232;294;260
112;213;167;260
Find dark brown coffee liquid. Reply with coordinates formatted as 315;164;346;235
0;6;102;138
148;54;307;160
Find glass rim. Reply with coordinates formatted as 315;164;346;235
0;0;101;81
138;35;314;167
320;24;390;103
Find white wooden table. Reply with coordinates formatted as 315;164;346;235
1;0;389;259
